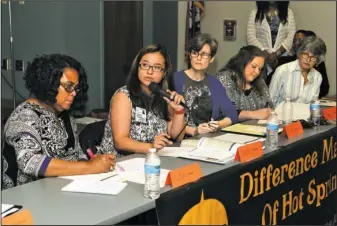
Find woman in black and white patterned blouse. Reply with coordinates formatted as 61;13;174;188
98;44;185;156
2;54;116;189
215;46;273;121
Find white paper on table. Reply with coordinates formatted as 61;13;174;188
319;100;336;107
275;102;310;121
125;169;171;188
74;117;104;125
157;147;194;157
2;204;14;213
61;180;128;195
213;133;264;144
258;119;283;125
117;158;145;172
58;171;119;182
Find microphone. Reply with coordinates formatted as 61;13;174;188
149;82;185;107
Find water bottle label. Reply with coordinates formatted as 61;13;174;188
145;165;160;175
267;123;279;131
310;103;320;110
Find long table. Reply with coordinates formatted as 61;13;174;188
2;123;336;225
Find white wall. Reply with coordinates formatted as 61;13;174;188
177;1;336;96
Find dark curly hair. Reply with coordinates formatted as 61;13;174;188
24;54;89;112
255;1;290;25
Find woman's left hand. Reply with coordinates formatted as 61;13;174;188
164;90;185;112
208;119;220;132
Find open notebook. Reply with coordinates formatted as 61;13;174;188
158;137;243;164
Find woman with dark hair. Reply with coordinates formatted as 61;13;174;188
2;54;115;189
172;33;237;137
247;1;296;73
216;46;273;121
98;44;185;155
270;36;327;106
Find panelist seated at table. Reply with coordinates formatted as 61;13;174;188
215;45;273;121
97;44;185;156
269;36;327;107
2;54;116;190
172;33;238;137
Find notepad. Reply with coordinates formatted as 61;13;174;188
61;180;127;195
222;123;283;136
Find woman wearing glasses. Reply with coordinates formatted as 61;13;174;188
98;44;185;156
172;33;237;137
269;36;327;107
215;46;273;121
2;54;116;189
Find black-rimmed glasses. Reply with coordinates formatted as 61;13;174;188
139;63;164;72
190;50;211;59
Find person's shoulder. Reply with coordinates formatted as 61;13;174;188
4;102;42;137
173;70;185;77
114;86;130;96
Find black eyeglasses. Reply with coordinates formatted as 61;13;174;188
301;52;318;63
60;82;80;93
139;63;164;72
190;50;211;59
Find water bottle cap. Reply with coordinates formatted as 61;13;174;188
149;148;156;153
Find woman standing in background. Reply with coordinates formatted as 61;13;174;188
247;1;296;75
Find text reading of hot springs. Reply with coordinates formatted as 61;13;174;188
240;137;337;204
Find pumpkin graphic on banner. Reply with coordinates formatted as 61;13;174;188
179;191;228;225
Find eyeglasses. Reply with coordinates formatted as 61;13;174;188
301;52;318;63
139;63;164;72
190;50;211;59
60;82;80;93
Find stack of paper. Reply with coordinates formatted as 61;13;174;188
221;124;282;136
275;102;310;121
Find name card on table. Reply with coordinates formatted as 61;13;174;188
2;209;34;225
234;141;263;163
281;121;304;139
165;162;202;188
322;107;336;120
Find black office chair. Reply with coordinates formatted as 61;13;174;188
2;141;18;190
79;120;107;158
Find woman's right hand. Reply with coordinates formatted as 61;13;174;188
152;133;173;150
89;154;116;173
256;108;273;119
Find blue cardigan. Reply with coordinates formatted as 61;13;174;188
172;71;238;124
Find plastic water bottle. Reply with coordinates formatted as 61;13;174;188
310;95;321;131
282;97;293;125
144;148;161;199
266;111;279;151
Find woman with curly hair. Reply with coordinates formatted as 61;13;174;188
2;54;115;189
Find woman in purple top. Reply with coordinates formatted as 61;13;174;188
172;33;237;137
